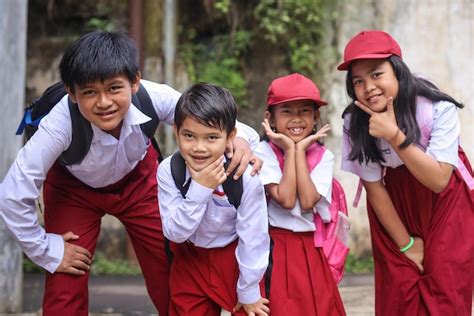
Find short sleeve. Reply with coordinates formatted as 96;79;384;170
425;101;460;167
255;141;282;185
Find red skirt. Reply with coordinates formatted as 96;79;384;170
368;148;473;316
268;227;346;316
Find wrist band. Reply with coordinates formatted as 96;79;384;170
400;236;414;253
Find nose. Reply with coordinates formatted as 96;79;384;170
364;81;376;93
97;93;113;108
193;139;206;152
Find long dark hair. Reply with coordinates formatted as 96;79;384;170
343;55;464;164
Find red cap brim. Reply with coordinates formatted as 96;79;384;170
337;53;394;71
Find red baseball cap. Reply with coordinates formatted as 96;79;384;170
337;30;402;71
267;73;327;107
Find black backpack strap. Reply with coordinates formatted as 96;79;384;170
170;151;191;198
59;99;93;165
133;83;163;162
170;151;243;209
222;159;243;209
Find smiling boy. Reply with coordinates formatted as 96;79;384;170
158;83;270;316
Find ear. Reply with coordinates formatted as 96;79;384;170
227;128;237;144
314;109;320;122
131;71;142;94
173;123;179;140
65;85;78;104
265;110;275;127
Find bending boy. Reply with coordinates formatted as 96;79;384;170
0;31;261;316
158;83;270;316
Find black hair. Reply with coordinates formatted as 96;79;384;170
174;83;237;135
59;31;140;89
343;55;464;164
261;102;321;142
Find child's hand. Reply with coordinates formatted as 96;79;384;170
188;156;226;189
296;123;330;151
225;137;263;179
262;118;294;151
355;97;401;144
404;237;424;273
56;231;92;275
233;297;270;316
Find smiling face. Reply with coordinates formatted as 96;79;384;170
351;59;399;113
267;99;318;143
66;74;140;138
175;117;236;172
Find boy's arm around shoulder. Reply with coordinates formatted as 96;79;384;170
234;168;270;305
0;99;72;273
157;156;214;243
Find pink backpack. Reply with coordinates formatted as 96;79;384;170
268;141;350;284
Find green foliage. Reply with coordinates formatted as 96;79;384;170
23;252;141;276
255;0;325;74
345;252;374;273
85;17;116;32
181;30;251;107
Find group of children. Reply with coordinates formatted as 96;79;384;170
0;29;472;316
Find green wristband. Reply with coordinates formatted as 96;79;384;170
400;237;414;253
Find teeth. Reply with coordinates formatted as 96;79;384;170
290;128;303;134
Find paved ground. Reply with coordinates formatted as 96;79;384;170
9;273;376;316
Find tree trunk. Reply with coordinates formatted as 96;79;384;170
0;0;28;312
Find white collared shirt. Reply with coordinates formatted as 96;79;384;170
157;156;269;304
255;141;333;232
341;100;460;182
0;79;259;273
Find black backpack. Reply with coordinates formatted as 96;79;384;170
170;151;243;209
16;81;162;165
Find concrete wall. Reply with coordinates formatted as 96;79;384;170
0;0;28;312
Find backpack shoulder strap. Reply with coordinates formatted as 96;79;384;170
133;83;163;161
59;99;93;165
170;151;243;209
134;83;160;139
222;159;243;209
170;151;190;198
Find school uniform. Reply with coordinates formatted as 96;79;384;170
0;79;259;316
342;99;473;316
255;141;346;316
157;156;269;316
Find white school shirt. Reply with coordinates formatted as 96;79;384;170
0;79;259;273
157;156;270;304
341;100;460;181
255;141;333;232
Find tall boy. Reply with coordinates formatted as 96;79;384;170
158;83;270;316
0;31;261;316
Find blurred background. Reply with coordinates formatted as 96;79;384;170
1;0;472;314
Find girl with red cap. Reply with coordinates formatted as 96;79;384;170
255;73;346;316
339;30;473;315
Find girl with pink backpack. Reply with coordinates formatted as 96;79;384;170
255;73;346;316
339;30;473;315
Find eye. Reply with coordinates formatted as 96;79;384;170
352;79;363;86
82;89;96;96
109;85;122;92
183;133;194;139
372;72;383;79
208;135;220;141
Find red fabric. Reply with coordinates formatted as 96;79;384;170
268;227;346;316
368;148;474;316
42;145;170;316
169;240;265;316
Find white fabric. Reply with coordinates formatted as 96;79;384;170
157;156;269;304
255;141;333;232
341;100;460;182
